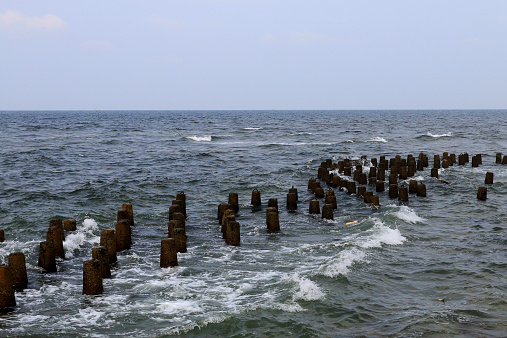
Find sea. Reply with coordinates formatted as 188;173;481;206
0;110;505;337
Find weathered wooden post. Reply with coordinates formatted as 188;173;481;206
8;253;28;290
100;229;117;264
46;226;65;259
477;187;487;200
309;199;320;214
251;189;261;206
83;259;103;295
322;204;334;220
228;193;239;213
226;221;241;245
122;203;135;225
115;220;131;252
160;238;178;267
485;172;494;184
64;219;77;231
417;183;427;197
0;265;16;308
92;246;111;278
398;187;409;202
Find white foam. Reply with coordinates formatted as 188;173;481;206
291;274;324;301
425;132;452;138
320;248;367;277
392;206;425;224
243;127;262;130
186;135;212;142
367;137;387;143
157;300;203;315
269;302;304;312
63;218;100;258
358;223;406;249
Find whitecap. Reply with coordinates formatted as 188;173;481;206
243;127;263;130
367;137;387;143
186;135;212;142
291;274;324;301
425;132;452;138
391;206;425;224
320;248;367;277
358;223;406;249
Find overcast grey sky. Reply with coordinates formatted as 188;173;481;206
1;1;506;110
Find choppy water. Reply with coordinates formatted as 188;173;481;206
0;110;506;337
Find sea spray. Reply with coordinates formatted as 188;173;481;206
63;218;100;258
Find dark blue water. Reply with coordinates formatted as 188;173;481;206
0;110;506;337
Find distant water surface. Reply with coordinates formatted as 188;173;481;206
0;110;506;337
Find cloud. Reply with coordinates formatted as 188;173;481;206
79;40;116;50
290;32;330;44
0;10;66;30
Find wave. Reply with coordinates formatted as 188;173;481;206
243;127;263;130
186;135;213;142
391;206;425;224
318;218;406;278
357;221;406;248
367;137;387;143
320;248;367;277
290;273;324;301
289;132;312;136
420;132;453;138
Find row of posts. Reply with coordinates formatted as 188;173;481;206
309;154;431;220
2;151;503;306
161;192;187;268
83;203;134;295
216;186;300;242
0;218;77;308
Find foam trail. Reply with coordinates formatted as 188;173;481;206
243;127;262;130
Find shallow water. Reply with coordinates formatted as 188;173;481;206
0;110;506;337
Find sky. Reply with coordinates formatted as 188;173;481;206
1;1;506;110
